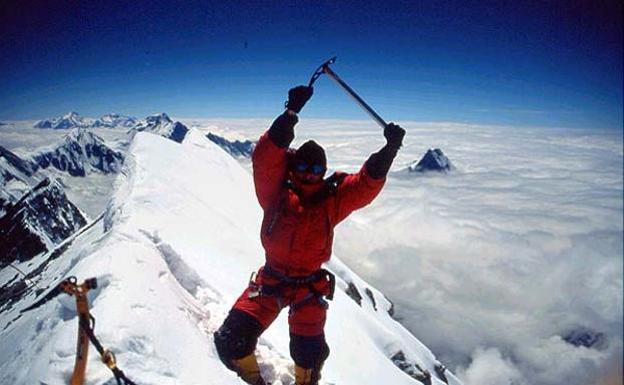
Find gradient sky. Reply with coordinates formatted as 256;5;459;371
0;0;622;129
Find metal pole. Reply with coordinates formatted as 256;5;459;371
322;65;388;129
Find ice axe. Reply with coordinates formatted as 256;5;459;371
308;56;388;129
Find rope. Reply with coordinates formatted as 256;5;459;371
79;316;138;385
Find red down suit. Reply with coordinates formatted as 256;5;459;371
232;127;386;336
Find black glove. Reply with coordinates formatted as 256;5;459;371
384;122;405;149
285;85;313;113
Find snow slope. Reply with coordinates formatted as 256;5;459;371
0;129;461;385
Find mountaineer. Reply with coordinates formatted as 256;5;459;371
214;85;405;385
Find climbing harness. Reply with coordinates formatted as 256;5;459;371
249;265;336;312
22;276;137;385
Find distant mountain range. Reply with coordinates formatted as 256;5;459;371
34;112;195;144
34;112;137;129
0;127;126;265
92;113;138;128
1;114;259;268
1;116;256;268
34;112;91;129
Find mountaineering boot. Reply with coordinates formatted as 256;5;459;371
232;353;267;385
294;364;322;385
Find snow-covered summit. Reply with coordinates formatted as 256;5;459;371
0;129;460;385
406;148;454;173
34;112;92;129
92;113;137;128
30;128;124;176
35;112;139;129
132;112;188;143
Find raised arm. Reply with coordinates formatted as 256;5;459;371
333;123;405;223
252;86;313;210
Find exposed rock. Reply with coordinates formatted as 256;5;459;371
391;351;433;384
206;132;255;158
345;281;363;306
563;327;607;349
365;287;377;311
0;178;87;266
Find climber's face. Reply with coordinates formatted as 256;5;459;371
293;161;325;185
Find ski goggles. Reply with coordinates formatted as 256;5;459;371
294;161;326;175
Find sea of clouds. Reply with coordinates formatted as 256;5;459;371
201;118;622;385
311;121;622;385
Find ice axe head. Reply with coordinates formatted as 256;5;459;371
308;56;337;87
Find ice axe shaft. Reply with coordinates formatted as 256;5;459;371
323;65;388;129
309;57;388;129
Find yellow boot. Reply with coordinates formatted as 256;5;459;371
232;353;266;385
295;364;322;385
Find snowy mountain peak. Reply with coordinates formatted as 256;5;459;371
63;126;100;146
145;112;172;124
35;112;138;129
30;128;124;176
92;113;138;128
407;148;454;173
34;112;91;130
54;112;89;129
132;113;188;143
63;111;80;120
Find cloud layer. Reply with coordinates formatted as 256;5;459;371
317;122;623;385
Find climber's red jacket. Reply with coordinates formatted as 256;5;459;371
252;117;385;277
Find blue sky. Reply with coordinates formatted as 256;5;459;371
0;0;621;129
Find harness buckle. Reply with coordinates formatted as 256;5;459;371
247;272;261;299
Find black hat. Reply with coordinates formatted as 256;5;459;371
294;140;327;168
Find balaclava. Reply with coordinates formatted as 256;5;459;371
293;140;327;170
